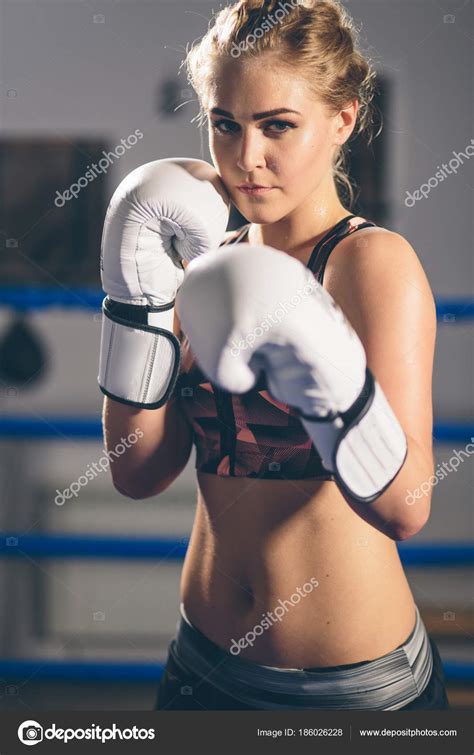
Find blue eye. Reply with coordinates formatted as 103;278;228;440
212;119;239;134
267;120;294;133
211;119;296;135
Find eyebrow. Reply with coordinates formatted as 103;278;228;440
210;107;301;120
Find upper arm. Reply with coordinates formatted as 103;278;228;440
323;228;437;458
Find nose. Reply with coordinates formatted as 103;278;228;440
236;129;266;173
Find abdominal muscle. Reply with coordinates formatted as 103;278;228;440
180;472;417;669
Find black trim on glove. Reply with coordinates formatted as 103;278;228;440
294;368;374;425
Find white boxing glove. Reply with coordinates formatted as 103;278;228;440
177;243;407;503
98;158;230;408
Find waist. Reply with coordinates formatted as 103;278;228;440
183;489;415;665
170;603;433;710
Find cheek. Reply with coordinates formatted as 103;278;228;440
209;138;234;175
279;135;330;187
275;156;316;193
279;129;322;165
208;135;219;160
288;131;323;165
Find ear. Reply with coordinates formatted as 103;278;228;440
333;98;359;146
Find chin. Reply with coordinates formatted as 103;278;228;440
233;204;283;225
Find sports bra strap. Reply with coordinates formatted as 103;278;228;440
220;215;377;286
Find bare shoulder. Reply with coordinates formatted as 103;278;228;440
322;225;437;372
325;226;426;281
323;226;436;321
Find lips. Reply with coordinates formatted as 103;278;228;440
237;185;274;196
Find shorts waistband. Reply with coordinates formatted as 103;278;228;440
171;603;433;710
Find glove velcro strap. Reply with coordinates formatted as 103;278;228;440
98;297;180;409
301;368;408;503
336;369;408;502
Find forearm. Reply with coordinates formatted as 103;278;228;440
338;433;433;541
102;395;193;499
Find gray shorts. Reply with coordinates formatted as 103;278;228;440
155;603;450;711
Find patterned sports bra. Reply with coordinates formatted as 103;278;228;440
174;214;376;480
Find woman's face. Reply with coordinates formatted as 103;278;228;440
207;57;352;224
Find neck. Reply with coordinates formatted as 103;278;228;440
247;181;350;262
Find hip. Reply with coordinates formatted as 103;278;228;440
154;603;449;711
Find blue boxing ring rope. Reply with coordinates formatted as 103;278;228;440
1;286;473;320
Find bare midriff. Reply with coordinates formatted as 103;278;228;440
180;471;417;669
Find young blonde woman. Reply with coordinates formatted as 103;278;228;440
99;0;449;710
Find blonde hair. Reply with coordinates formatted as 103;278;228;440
184;0;379;208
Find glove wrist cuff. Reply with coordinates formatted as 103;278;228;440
98;297;180;409
302;368;408;503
